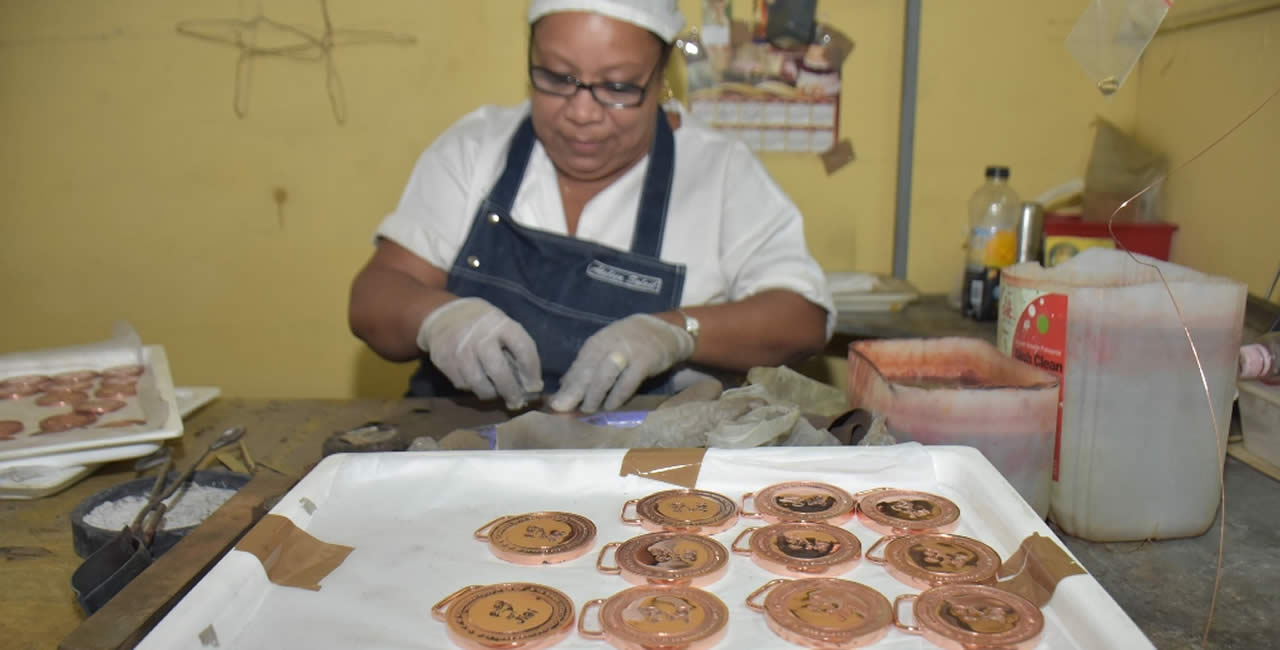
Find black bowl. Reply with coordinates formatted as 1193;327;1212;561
70;470;251;559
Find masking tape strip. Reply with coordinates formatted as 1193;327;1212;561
994;532;1087;607
235;514;354;591
619;448;707;488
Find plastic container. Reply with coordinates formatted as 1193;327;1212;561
1042;214;1178;267
998;249;1246;541
846;338;1059;517
70;470;250;559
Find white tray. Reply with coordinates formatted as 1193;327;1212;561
0;385;221;500
0;344;182;462
137;445;1152;649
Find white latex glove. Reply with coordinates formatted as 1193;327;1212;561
550;314;694;414
416;297;543;409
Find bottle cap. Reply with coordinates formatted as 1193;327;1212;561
984;166;1011;179
1239;343;1273;378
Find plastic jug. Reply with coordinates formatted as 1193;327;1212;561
846;337;1059;517
998;249;1246;541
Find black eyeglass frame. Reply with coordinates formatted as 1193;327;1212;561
527;52;665;109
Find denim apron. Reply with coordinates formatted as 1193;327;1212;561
408;110;686;397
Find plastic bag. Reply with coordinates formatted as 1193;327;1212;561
1065;0;1170;95
1082;118;1167;222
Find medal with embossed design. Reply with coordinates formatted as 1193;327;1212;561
867;533;1001;589
621;489;737;535
596;532;729;587
432;582;574;649
474;511;596;565
732;522;863;577
578;585;728;650
894;584;1044;650
855;489;960;535
746;577;893;648
741;481;855;525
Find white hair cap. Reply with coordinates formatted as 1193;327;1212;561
527;0;685;43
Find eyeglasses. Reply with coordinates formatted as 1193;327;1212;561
528;57;663;109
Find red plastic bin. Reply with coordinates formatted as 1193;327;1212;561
1043;214;1179;261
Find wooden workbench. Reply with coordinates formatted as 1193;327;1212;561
0;397;512;650
3;398;1278;649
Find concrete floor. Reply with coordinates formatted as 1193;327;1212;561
1059;457;1279;650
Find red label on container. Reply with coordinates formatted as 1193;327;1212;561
1009;294;1069;480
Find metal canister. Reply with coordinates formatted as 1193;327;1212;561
1016;202;1045;264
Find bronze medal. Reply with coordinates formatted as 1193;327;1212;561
621;489;738;535
894;584;1044;650
474;511;596;565
867;533;1001;589
596;532;729;587
856;489;960;535
433;582;574;649
578;585;728;649
742;481;855;525
732;522;863;577
747;577;892;648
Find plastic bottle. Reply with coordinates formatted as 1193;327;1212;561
961;166;1021;321
1239;332;1280;385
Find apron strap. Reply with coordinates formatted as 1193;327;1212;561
491;109;675;258
487;117;539;214
629;109;676;259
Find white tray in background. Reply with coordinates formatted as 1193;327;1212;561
0;344;182;462
828;272;920;313
137;445;1153;650
0;385;221;500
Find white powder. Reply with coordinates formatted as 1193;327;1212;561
84;483;237;531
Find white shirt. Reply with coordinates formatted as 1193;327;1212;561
376;103;835;338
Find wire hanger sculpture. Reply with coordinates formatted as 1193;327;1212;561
176;0;416;125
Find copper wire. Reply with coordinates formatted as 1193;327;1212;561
1103;82;1280;647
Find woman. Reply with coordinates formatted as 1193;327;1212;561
349;0;832;414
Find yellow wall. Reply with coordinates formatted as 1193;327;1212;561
5;1;1225;398
1134;6;1280;297
907;0;1139;294
0;0;904;397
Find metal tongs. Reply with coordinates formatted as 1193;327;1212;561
71;426;247;614
131;426;246;544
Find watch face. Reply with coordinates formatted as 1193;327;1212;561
630;489;738;534
856;489;960;534
479;512;596;565
437;583;575;650
912;584;1044;649
749;481;855;525
758;578;893;648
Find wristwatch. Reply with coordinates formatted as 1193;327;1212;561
675;308;700;344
